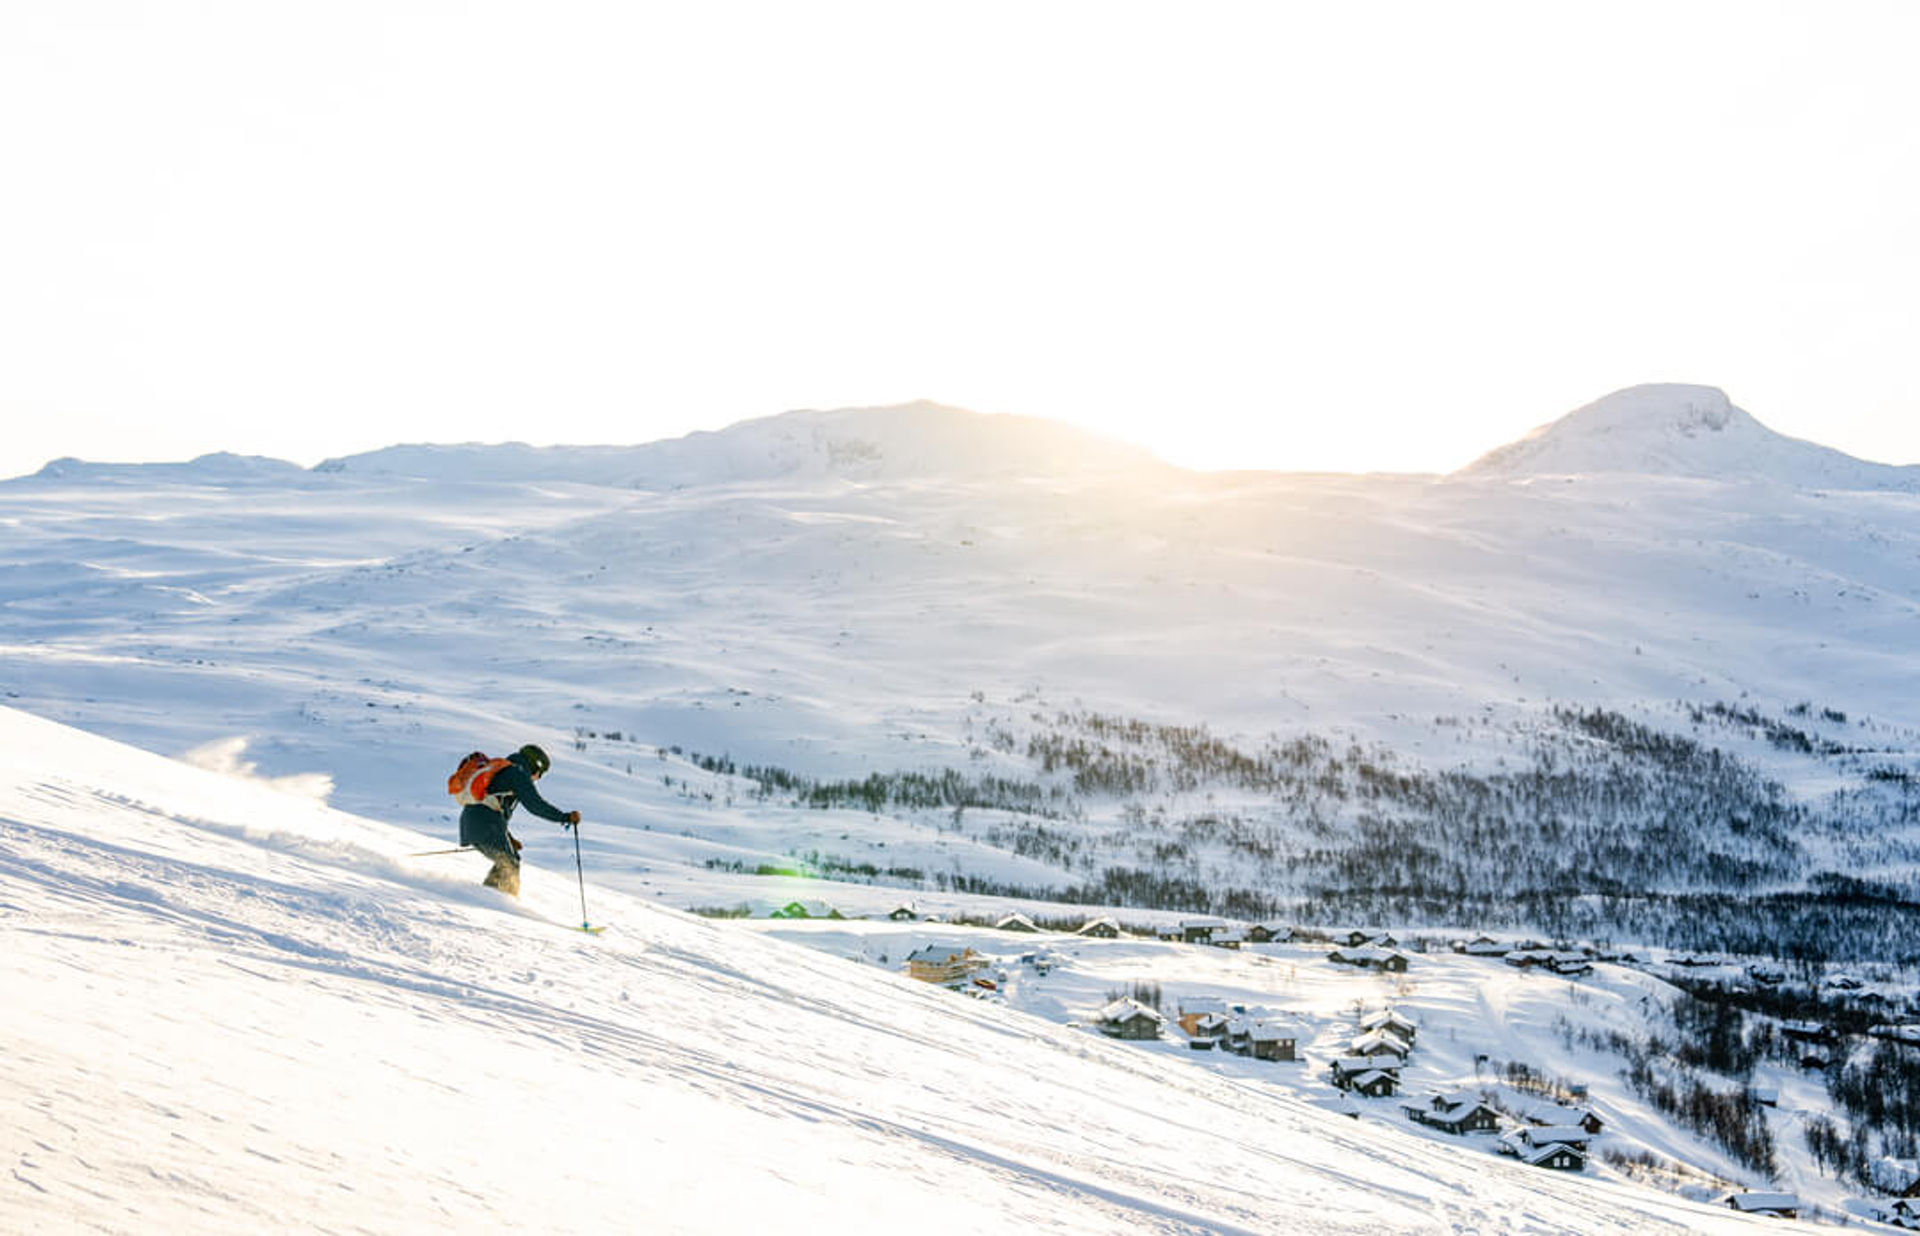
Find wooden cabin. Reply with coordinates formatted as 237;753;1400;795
1718;1193;1800;1220
1248;1021;1298;1062
905;946;984;986
1096;998;1167;1041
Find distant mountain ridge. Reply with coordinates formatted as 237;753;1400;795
1460;384;1920;490
17;387;1918;492
29;451;310;485
316;401;1167;485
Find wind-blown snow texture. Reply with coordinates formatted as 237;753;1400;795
2;706;1767;1233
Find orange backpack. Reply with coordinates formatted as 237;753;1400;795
448;751;513;806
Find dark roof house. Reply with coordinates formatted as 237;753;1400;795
1523;1143;1586;1171
1359;1009;1418;1042
1411;1093;1500;1136
1343;1070;1399;1098
1349;1029;1411;1060
1179;916;1228;943
1096;998;1167;1041
1718;1192;1800;1219
1248;1021;1298;1062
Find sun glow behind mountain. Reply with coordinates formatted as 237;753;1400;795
7;6;1920;482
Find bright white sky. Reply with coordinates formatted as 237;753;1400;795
4;1;1917;480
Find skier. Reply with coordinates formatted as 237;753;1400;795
457;744;580;897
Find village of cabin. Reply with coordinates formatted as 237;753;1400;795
742;900;1920;1226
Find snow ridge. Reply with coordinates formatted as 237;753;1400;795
27;451;310;485
316;401;1167;486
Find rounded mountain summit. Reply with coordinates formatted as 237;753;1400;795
1460;384;1920;490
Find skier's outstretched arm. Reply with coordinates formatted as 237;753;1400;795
504;764;574;826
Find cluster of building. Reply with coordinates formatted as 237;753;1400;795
1327;944;1411;973
1147;918;1418;972
779;908;1648;995
1455;935;1603;976
1491;1111;1598;1172
1399;1089;1600;1174
1084;996;1305;1062
874;914;1837;1208
1320;1009;1612;1178
1329;1007;1417;1099
1169;998;1299;1060
1150;916;1293;947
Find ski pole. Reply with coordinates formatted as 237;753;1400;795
410;846;476;857
571;820;591;930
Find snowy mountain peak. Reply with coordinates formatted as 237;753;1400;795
1461;384;1920;490
316;402;1167;486
1577;383;1741;435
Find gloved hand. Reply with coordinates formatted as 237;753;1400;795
564;811;581;828
509;833;523;854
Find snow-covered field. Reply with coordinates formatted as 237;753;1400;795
3;705;1787;1232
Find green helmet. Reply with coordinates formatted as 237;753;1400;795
518;744;551;777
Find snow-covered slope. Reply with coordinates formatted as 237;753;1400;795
318;401;1166;485
3;393;1920;919
9;414;1919;798
0;705;1774;1233
1461;384;1920;489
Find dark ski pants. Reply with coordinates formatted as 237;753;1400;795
460;805;521;898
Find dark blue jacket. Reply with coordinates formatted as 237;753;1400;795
459;752;570;852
